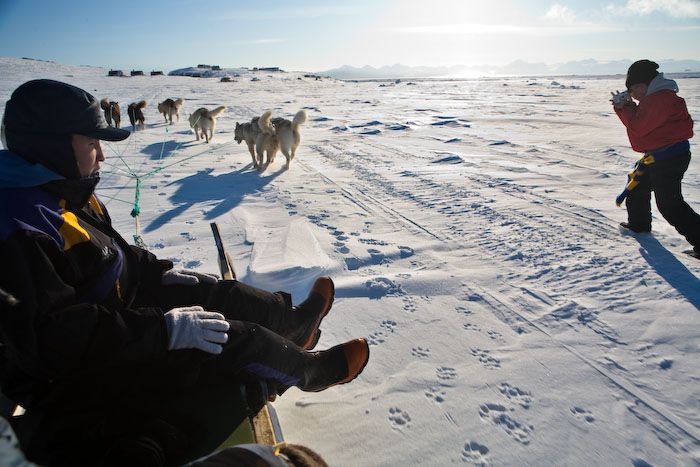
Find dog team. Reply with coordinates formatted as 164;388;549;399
100;96;306;171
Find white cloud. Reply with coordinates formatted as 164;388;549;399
607;0;700;18
544;4;578;24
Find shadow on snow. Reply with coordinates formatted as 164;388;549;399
636;235;700;311
144;165;282;232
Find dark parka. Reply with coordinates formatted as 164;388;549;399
0;149;173;408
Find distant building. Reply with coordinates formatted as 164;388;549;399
130;70;144;76
150;71;164;76
212;65;221;71
108;69;124;77
197;64;210;69
259;67;281;72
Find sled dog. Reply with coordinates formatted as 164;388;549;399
189;106;226;143
255;110;280;171
158;98;184;125
271;110;306;169
234;117;262;167
127;101;147;131
100;98;121;128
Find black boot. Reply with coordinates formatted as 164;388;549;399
620;221;651;233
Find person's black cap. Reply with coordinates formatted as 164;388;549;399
625;59;659;89
3;79;130;141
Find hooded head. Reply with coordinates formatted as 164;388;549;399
2;79;130;179
625;59;659;90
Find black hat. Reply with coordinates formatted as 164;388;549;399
2;79;129;179
3;79;130;141
626;59;659;89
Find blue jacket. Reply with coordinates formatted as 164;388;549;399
0;150;172;407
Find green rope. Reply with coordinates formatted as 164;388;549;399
130;177;141;218
93;192;133;205
102;118;238;246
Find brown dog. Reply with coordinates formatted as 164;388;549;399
127;101;147;131
100;98;121;128
158;98;184;125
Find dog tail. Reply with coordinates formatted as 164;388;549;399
258;110;275;134
174;98;184;108
100;98;110;111
135;100;147;109
209;106;226;119
292;109;307;129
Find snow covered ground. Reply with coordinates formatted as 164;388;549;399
1;57;699;466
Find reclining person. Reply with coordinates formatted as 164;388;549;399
0;79;370;466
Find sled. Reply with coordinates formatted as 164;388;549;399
209;222;283;448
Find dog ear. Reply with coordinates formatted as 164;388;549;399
235;122;239;128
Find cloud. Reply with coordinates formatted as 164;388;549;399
606;0;700;18
544;4;578;24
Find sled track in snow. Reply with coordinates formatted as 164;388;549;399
466;282;700;452
311;141;650;305
302;140;700;453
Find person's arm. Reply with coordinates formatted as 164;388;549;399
614;93;672;138
0;232;168;380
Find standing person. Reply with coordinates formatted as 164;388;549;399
0;79;369;466
612;59;699;258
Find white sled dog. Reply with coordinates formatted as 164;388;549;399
189;106;226;143
255;110;307;171
234;117;262;167
157;98;184;125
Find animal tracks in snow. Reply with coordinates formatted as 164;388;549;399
461;441;490;465
411;346;431;358
367;319;397;346
388;407;411;429
425;385;447;404
470;348;501;369
498;383;532;409
479;403;534;445
436;366;458;383
570;406;595;423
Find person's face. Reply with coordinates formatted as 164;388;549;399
628;83;648;101
71;134;104;178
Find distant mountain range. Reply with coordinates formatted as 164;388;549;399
319;59;700;79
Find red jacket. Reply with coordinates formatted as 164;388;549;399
615;89;694;153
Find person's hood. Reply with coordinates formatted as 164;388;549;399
646;73;679;96
0;149;64;188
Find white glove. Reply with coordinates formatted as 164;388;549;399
164;306;229;354
162;268;219;286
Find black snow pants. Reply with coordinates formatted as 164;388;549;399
625;151;700;252
16;280;322;467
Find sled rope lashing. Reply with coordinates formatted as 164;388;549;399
100;122;238;249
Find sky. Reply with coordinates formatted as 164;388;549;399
0;0;699;72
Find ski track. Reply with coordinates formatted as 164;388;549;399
271;107;700;460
